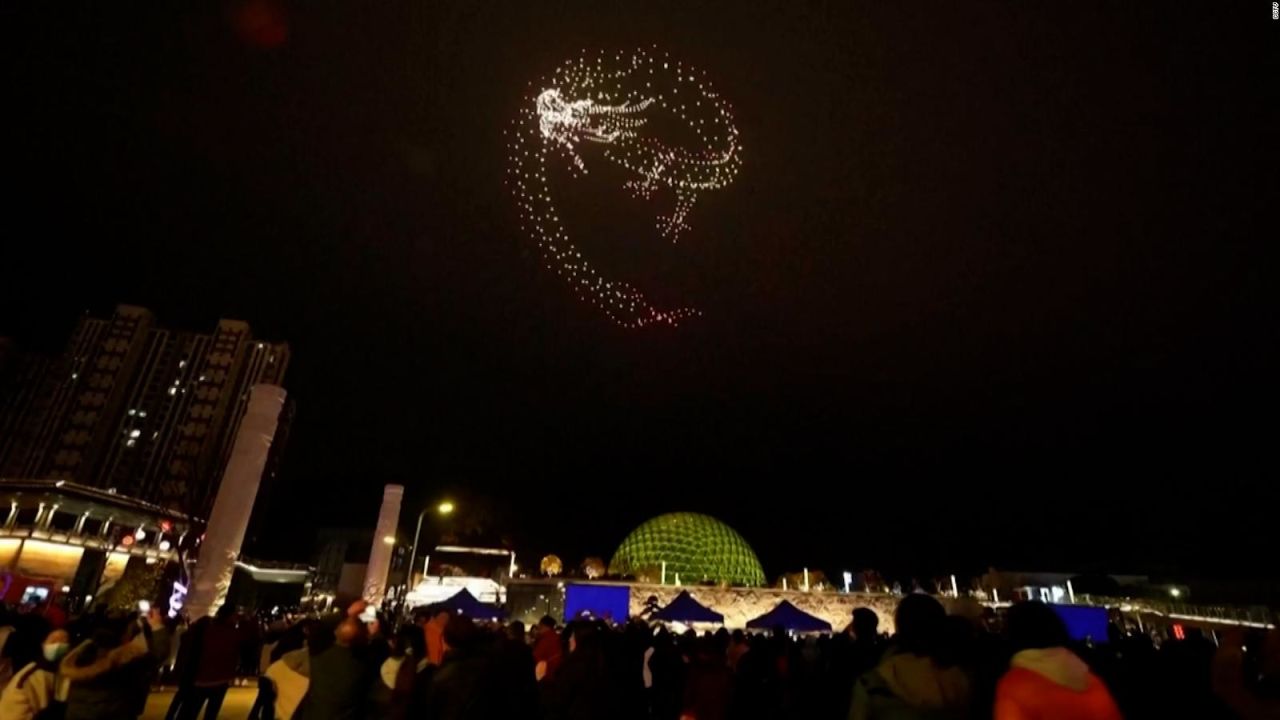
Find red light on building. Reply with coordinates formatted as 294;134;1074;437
121;535;135;548
160;520;173;533
1172;624;1185;640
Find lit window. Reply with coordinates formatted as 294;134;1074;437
127;409;136;416
138;411;147;418
125;439;136;448
129;429;141;438
178;360;186;368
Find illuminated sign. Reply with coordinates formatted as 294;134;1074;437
168;581;187;619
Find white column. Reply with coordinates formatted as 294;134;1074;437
363;484;403;606
185;384;286;620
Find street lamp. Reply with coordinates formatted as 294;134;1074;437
404;501;455;600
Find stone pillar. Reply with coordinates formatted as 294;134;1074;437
185;384;286;620
362;484;403;606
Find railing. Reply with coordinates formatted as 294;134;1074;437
1074;594;1276;629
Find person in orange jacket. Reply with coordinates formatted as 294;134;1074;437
421;606;451;666
994;602;1122;720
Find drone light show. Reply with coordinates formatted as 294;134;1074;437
507;47;742;328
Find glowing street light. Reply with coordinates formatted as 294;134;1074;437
405;500;458;598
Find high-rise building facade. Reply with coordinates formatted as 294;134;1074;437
0;305;291;516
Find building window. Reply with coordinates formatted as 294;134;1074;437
14;508;39;526
48;511;77;532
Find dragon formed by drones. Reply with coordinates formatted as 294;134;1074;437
508;47;742;328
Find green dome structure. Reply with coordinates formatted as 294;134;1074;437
609;512;766;587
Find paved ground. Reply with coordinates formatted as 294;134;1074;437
141;687;259;720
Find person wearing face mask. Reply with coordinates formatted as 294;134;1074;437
0;628;71;720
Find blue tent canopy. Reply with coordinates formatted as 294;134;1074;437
425;588;507;620
651;591;725;624
745;600;832;633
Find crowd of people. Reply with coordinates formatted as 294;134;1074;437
0;599;173;719
0;593;1276;719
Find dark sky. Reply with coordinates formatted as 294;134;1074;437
2;2;1276;580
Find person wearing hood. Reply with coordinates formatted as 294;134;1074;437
0;628;71;720
994;601;1121;720
849;594;970;720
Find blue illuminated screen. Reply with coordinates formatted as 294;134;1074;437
1051;604;1110;643
563;584;629;623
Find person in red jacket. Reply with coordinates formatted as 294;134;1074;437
681;637;732;720
995;602;1122;720
532;615;562;682
177;604;241;720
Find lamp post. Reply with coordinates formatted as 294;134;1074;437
404;501;454;600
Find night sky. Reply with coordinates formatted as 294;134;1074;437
2;3;1275;580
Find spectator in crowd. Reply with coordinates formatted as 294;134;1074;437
0;628;70;720
263;642;310;720
542;621;615;720
368;622;422;720
726;630;750;673
533;616;562;682
849;594;970;720
994;601;1122;720
176;603;240;720
60;617;151;720
294;617;374;720
144;607;174;670
423;607;452;667
419;614;504;720
681;636;732;720
2;586;1277;720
